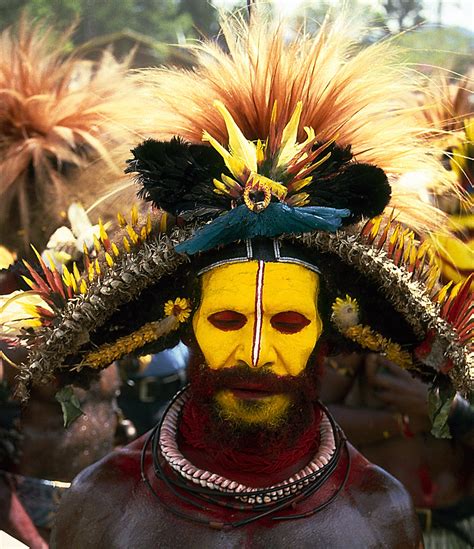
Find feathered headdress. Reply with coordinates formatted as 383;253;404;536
0;17;142;256
410;72;473;285
2;12;472;430
417;72;473;135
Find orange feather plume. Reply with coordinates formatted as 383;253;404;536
416;71;473;135
0;17;142;255
139;10;456;234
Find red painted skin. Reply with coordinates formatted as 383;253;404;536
52;432;421;548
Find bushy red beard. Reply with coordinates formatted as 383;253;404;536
175;344;326;483
181;342;324;454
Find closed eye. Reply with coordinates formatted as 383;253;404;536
208;310;247;331
271;311;310;334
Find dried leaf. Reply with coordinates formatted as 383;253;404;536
428;379;455;439
55;386;83;428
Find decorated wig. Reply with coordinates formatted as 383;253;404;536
0;17;142;255
2;12;472;428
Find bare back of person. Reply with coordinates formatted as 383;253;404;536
361;431;473;508
322;354;473;508
1;353;120;548
15;367;120;481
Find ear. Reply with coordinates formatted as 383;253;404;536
125;137;228;217
307;163;391;223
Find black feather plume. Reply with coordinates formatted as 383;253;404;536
307;162;391;224
125;138;229;219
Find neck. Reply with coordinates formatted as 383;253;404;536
177;393;322;486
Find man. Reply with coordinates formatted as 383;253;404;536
5;9;470;549
52;242;420;548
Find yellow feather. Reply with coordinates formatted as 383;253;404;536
45;252;57;272
62;265;72;287
203;130;247;179
214;100;257;173
126;225;139;244
22;276;35;289
277;101;303;167
436;281;453;303
131;204;139;226
251;174;287;200
73;262;81;282
93;235;101;253
117;212;127;227
289;176;313;193
123;236;131;253
21;303;40;317
213;178;229;194
105;252;114;267
370;216;383;240
30;245;43;264
256;139;265;164
221;174;241;190
449;280;464;300
99;219;108;243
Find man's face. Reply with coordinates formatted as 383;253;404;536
192;260;322;426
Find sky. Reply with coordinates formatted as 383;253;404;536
214;0;474;31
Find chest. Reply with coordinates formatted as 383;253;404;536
104;486;390;549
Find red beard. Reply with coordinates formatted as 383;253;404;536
176;345;326;485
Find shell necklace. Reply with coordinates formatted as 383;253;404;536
159;388;337;504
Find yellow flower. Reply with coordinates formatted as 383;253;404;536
331;295;359;330
164;297;192;323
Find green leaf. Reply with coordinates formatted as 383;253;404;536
55;386;83;428
428;378;455;439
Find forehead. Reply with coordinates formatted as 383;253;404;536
199;261;319;312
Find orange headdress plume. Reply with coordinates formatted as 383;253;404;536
0;16;141;256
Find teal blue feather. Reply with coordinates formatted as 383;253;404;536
175;203;350;255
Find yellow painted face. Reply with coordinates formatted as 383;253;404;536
192;261;322;377
192;261;322;425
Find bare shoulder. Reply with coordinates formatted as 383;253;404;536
51;438;145;549
69;436;143;493
345;444;421;547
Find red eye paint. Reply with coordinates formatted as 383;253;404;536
271;311;310;334
208;310;247;331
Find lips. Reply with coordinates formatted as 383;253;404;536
227;383;280;400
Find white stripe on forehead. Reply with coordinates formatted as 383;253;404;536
252;260;265;367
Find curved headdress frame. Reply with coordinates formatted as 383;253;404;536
13;214;472;398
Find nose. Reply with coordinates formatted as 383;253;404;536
233;317;278;370
252;322;277;369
